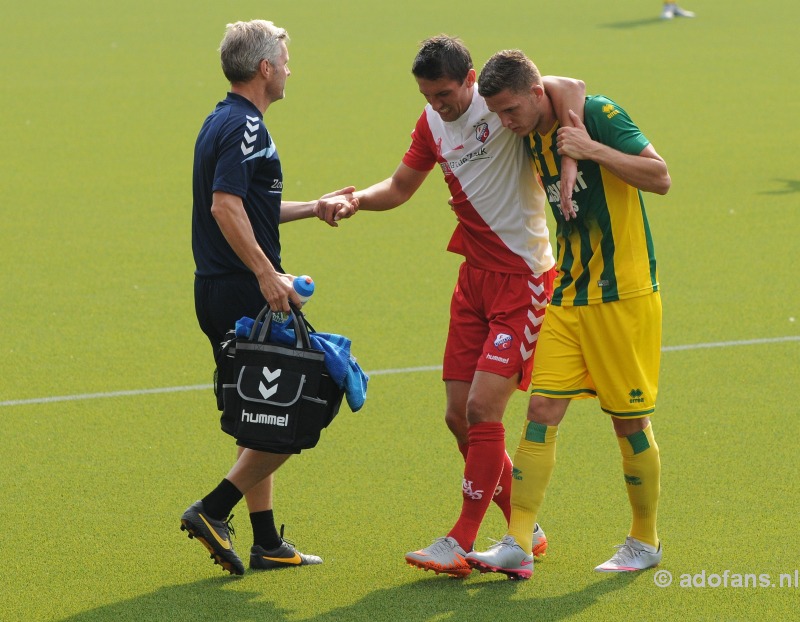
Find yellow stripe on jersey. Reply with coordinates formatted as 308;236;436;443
551;166;658;306
538;130;559;178
599;167;659;301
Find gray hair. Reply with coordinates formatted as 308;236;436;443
219;20;290;83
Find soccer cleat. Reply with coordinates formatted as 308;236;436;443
594;536;663;572
673;4;695;17
466;535;534;580
405;536;471;578
180;500;245;575
250;525;323;570
532;523;548;558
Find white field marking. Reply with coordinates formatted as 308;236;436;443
0;384;213;407
661;336;800;352
0;337;797;408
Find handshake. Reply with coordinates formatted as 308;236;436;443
312;186;360;227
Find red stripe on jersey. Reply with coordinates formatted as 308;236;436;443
402;88;554;275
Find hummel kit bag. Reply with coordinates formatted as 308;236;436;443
215;303;344;454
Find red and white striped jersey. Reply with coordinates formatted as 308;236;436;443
402;87;554;275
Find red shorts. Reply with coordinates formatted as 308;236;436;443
443;262;555;390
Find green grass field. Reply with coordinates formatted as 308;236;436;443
1;0;799;620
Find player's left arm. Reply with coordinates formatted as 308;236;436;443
543;76;586;125
542;76;586;219
557;110;671;195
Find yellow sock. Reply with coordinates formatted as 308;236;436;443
507;421;558;552
618;422;661;548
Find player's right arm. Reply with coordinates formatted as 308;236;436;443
210;190;297;311
316;111;433;219
352;163;429;211
557;110;671;195
314;162;428;223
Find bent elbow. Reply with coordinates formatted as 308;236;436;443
643;174;670;196
657;173;672;195
565;78;586;99
209;203;224;223
648;168;671;195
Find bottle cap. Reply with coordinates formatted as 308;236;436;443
293;275;315;299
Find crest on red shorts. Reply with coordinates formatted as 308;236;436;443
494;333;513;350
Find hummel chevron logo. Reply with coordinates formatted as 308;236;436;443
522;307;546;360
262;367;281;383
241;115;260;156
527;309;545;326
258;366;281;399
528;280;545;297
524;325;540;345
258;382;277;400
528;280;548;308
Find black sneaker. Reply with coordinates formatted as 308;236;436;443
250;526;323;570
180;500;245;575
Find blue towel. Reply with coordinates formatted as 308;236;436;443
234;315;368;412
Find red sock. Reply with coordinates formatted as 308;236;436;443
458;441;511;524
447;421;506;551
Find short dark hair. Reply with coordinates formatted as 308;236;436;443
411;35;472;83
478;49;541;98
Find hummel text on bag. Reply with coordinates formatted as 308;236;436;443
241;410;289;427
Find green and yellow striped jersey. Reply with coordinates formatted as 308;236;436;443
525;95;658;306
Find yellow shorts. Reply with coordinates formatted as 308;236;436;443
530;292;662;417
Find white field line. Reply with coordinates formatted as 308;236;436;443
1;336;797;408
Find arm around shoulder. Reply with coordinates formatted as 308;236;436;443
543;76;586;126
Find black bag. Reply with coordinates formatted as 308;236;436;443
214;304;344;454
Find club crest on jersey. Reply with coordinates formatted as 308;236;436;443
475;122;490;143
494;333;513;350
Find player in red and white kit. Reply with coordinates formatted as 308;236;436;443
316;36;584;577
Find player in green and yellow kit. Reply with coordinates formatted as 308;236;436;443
466;49;671;579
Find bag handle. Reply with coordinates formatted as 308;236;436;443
248;302;312;349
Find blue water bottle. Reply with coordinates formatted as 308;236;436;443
293;275;315;304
